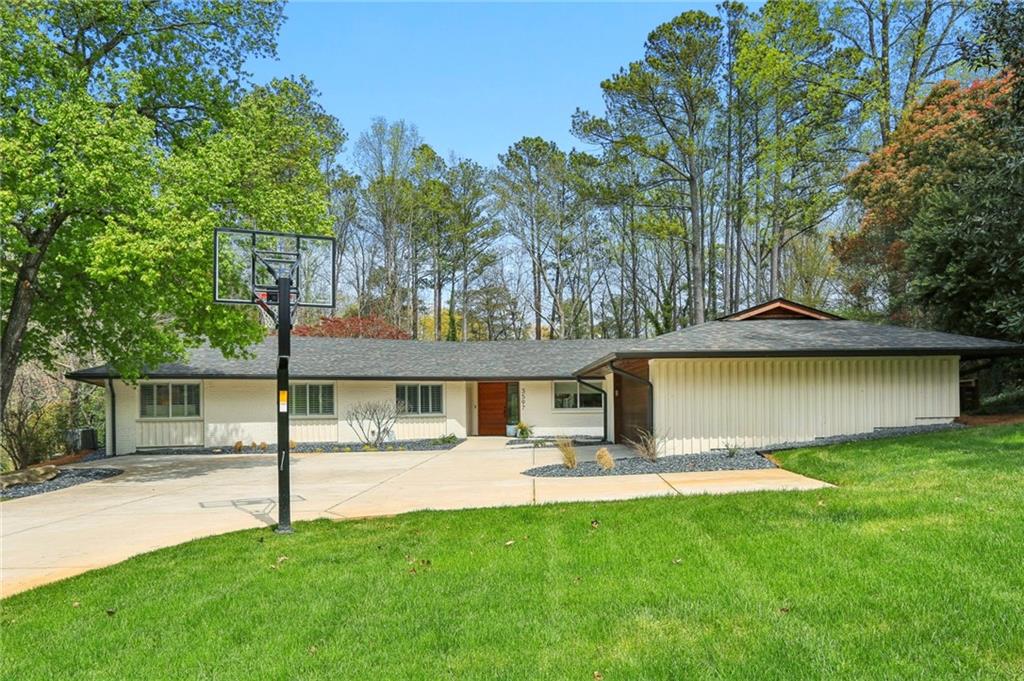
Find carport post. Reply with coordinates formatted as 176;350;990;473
275;275;293;534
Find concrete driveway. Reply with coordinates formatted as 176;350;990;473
1;438;828;597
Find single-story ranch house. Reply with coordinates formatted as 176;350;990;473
69;299;1023;456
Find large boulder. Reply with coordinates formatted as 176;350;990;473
1;465;59;490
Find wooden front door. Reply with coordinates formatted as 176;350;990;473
614;359;651;444
478;382;508;436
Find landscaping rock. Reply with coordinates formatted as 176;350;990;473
525;450;774;478
127;438;465;456
524;423;963;478
1;468;123;500
1;465;59;490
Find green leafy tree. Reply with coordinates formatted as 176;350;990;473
844;73;1022;340
574;10;723;325
0;1;346;416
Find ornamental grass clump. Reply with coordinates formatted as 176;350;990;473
627;430;659;462
556;436;577;469
595;447;615;471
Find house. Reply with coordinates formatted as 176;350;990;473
68;299;1023;455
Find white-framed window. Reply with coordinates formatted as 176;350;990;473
290;383;335;417
553;381;603;410
396;384;443;415
140;382;201;419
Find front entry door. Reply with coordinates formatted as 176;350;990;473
478;382;508;436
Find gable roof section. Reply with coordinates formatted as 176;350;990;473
721;298;843;321
67;337;629;383
574;319;1024;376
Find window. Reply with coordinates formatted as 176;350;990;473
140;383;200;418
396;384;443;415
290;383;335;417
553;381;603;410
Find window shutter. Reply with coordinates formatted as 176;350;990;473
186;384;200;417
292;384;308;416
308;384;321;415
141;385;156;418
320;384;334;415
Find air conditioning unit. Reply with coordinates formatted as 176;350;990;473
65;428;98;452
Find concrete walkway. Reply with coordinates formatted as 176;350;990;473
1;439;829;597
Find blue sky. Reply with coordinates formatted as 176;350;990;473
247;2;718;165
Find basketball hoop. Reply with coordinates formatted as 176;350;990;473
212;227;337;534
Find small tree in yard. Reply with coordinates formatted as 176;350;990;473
345;401;399;448
1;378;62;470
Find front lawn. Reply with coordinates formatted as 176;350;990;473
3;425;1023;679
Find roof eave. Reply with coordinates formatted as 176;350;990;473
574;345;1024;375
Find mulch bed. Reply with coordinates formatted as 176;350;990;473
956;412;1024;426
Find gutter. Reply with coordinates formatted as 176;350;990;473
609;359;654;435
575;378;609;444
107;378;117;457
573;346;1024;378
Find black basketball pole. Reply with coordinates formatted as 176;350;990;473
275;274;293;534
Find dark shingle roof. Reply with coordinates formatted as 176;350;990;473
68;321;1023;383
67;337;629;382
573;319;1024;375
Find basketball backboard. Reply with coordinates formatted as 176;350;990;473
214;228;336;309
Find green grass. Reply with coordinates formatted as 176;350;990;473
4;426;1023;680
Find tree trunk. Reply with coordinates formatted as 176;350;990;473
1;213;66;418
433;260;442;341
410;238;419;339
687;174;706;325
769;109;783;298
460;264;469;342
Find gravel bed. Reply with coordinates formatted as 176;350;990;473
756;423;963;453
1;468;123;500
526;450;773;478
130;438;465;456
524;423;963;478
506;436;604;448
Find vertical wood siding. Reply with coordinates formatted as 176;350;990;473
651;356;959;455
138;420;204;448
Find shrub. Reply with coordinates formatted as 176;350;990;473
431;433;458;446
556;436;577;469
595;447;615;471
258;442;268;452
233;441;244;453
1;378;66;470
288;439;297;449
515;421;533;439
345;400;398;448
627;429;660;462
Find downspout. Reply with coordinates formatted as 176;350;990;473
609;359;654;434
107;378;117;457
575;378;608;444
